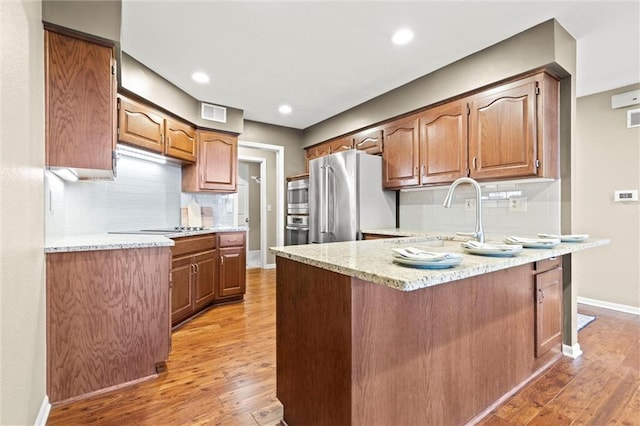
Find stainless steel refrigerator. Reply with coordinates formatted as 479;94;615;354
309;150;396;243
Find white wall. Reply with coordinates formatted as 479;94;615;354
46;155;237;237
574;84;640;310
400;180;561;237
1;0;47;423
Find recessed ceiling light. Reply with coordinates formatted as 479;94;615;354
391;28;414;45
191;72;210;84
279;104;292;114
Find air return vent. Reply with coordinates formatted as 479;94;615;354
628;108;640;128
201;103;227;123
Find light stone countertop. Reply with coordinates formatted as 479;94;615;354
45;226;247;253
269;234;610;292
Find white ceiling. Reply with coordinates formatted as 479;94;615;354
121;1;640;129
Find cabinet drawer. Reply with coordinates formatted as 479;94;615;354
535;256;562;273
219;232;245;248
171;235;216;257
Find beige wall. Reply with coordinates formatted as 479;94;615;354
574;84;640;309
42;0;121;42
1;0;47;424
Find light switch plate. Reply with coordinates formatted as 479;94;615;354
614;189;638;202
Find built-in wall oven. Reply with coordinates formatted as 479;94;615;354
286;215;309;245
287;178;309;215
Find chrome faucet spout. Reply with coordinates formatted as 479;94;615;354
443;177;485;243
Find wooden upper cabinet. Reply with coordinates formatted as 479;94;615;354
165;117;196;163
328;135;353;154
468;76;538;180
305;140;332;171
45;28;116;172
382;115;420;188
419;100;468;185
117;96;164;153
182;130;238;193
354;129;383;155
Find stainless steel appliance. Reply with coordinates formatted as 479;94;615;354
287;178;309;214
309;150;396;243
285;215;309;245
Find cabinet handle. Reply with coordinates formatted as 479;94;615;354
191;264;196;274
194;264;199;273
421;165;425;178
220;256;224;266
414;166;418;176
538;288;545;303
166;136;171;147
472;157;477;170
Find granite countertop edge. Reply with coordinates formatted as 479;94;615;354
45;226;247;253
270;235;610;291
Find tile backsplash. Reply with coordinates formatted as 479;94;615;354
45;155;236;239
399;180;561;236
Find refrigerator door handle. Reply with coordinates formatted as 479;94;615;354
326;164;335;233
320;165;328;233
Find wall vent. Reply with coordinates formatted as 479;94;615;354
611;89;640;109
627;108;640;128
201;103;227;123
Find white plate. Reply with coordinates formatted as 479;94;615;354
392;256;462;269
505;239;560;249
462;245;522;257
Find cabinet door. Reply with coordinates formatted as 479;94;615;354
165;117;196;163
198;130;238;192
382;116;420;188
117;96;165;154
218;247;246;298
45;29;116;171
354;129;382;155
328;136;353;154
535;267;562;357
305;141;332;172
419;101;468;184
469;79;537;179
170;255;194;326
193;249;217;310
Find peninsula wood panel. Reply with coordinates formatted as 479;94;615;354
47;247;170;403
276;259;562;425
276;258;353;424
45;29;116;171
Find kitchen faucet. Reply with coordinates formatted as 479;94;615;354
443;177;485;243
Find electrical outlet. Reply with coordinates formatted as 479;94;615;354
509;197;527;212
465;199;476;211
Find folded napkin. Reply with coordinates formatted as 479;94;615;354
505;236;561;245
538;233;589;240
391;247;461;262
462;241;522;251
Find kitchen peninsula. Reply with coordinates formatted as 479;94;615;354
270;234;608;425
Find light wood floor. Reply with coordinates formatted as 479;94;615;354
47;268;640;425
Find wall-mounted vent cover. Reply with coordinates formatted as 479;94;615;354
627;108;640;128
201;103;227;123
612;89;640;109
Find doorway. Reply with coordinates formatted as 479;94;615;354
234;156;267;269
236;158;265;269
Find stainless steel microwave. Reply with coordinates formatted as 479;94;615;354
287;178;309;215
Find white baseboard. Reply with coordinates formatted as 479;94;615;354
563;343;583;359
35;395;51;426
578;297;640;316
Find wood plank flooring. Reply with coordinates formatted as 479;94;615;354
47;268;639;425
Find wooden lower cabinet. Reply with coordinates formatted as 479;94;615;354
170;235;217;326
217;232;247;301
534;256;563;357
171;232;247;325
